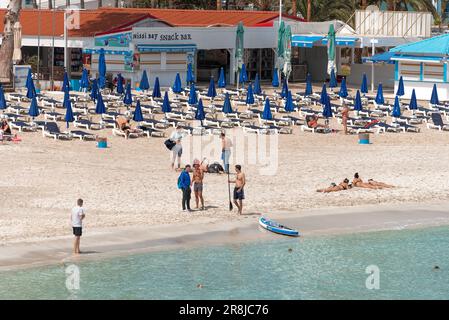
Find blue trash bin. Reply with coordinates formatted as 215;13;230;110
358;133;370;144
70;79;80;92
97;137;107;148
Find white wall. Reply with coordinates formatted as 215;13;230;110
347;63;395;89
395;80;449;101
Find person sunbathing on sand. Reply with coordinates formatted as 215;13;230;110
317;179;351;193
307;115;326;129
368;179;394;188
352;173;381;189
116;116;142;138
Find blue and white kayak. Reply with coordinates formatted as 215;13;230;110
259;217;300;237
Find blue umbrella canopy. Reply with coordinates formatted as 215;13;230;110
162;91;171;113
62;71;71;92
338;77;348;98
188;83;198;105
272;68;279;87
95;91;106;114
253;73;262;95
354;90;363;111
123;83;133;105
133;100;144;122
305;73;313;96
172;73;182;93
64;91;74;128
392;96;401;117
320;83;328;105
262;98;273;120
281;78;289;98
139;70;150;91
285;90;295;112
152;77;161;98
322;94;333;118
80;68;89;89
98;48;107;89
0;84;7;110
186;63;194;85
90;79;98;102
409;89;418;110
63;85;70;107
396;76;405;97
28;96;39;118
218;67;226;88
116;73;124;95
223;93;233;114
26;68;36;99
375;83;384;105
239;63;248;84
431;84;439;105
329;68;337;88
361;73;368;94
246;83;254;105
207;77;217;98
195;98;206;121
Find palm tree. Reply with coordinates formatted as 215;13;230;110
0;0;21;83
307;0;311;21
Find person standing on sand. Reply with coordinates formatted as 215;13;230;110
71;199;85;255
170;125;185;171
228;165;246;215
221;132;233;174
191;160;205;210
341;103;349;135
178;165;192;212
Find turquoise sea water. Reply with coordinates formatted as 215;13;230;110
1;226;449;300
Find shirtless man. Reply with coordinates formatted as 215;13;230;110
341;103;349;135
317;179;351;193
229;165;246;215
352;173;380;189
116;116;142;139
191;160;205;210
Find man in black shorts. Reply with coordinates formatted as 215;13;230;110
229;165;246;215
71;199;86;254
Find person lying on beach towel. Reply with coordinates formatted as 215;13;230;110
367;179;394;188
352;173;393;189
317;179;351;193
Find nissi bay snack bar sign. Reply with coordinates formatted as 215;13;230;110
132;31;193;42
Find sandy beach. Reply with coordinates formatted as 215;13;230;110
2;85;449;268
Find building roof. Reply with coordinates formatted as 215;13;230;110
391;33;449;56
0;8;303;38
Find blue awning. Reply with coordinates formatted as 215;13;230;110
362;51;396;64
391;54;443;63
321;37;359;47
83;49;132;55
137;44;197;53
291;35;324;48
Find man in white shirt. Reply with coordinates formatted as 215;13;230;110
170;125;185;170
71;199;85;254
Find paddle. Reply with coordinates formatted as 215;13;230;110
227;171;233;211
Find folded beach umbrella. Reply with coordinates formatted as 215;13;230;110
95;90;106;115
338;77;348;98
207;77;217;99
281;78;288;98
90;79;98;102
0;84;7;110
360;73;368;94
322;94;333;118
152;77;161;98
375;83;384;105
123;83;133;105
62;71;71;92
239;63;248;84
186;63;194;85
218;67;226;88
409;89;418;111
431;84;439;105
222;93;233;114
26;68;36;99
172;73;182;93
116;73;124;95
272;68;279;87
253;73;262;95
64;90;74;128
188;83;198;105
28;95;39;118
354;90;363;112
262;97;273;120
396;76;405;97
329;68;337;89
139;70;150;91
80;68;89;90
162;91;171;113
98;48;107;89
320;83;328;105
392;96;401;117
133;100;144;122
285;90;295;112
62;85;70;107
246;82;255;105
305;73;313;96
195;98;206;123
